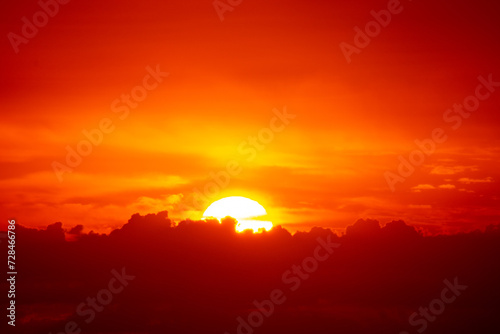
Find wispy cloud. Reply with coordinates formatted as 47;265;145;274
458;177;494;184
411;184;436;192
429;165;478;175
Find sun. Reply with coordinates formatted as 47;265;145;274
202;196;273;233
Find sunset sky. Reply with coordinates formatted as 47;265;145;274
1;0;499;235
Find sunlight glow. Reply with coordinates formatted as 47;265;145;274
202;196;273;233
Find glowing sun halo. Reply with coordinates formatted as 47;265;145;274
202;196;273;233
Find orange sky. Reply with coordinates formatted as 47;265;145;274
1;0;499;234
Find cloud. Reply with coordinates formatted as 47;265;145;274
128;194;184;214
438;184;456;189
411;184;457;192
458;177;494;184
344;218;421;241
411;184;436;192
68;225;84;235
345;218;381;237
429;165;478;175
9;212;500;334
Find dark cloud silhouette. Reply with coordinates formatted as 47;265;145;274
68;225;84;235
2;213;499;334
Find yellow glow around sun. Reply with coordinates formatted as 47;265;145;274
202;196;273;233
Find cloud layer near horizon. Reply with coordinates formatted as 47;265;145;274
5;211;500;333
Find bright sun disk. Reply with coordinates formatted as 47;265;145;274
202;196;273;233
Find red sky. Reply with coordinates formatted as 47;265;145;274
1;0;499;234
